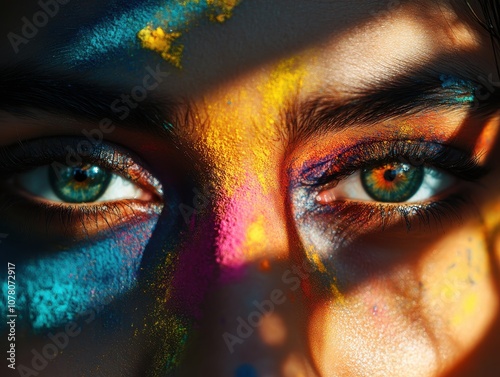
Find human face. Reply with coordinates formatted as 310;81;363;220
0;0;499;376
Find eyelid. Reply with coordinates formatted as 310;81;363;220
299;139;488;188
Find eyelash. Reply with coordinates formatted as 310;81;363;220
0;137;163;239
294;139;488;239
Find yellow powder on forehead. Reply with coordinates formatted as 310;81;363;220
197;56;308;196
137;0;241;67
137;26;183;68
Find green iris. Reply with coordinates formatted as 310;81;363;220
361;163;424;203
49;164;112;203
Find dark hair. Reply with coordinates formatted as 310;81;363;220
467;0;500;73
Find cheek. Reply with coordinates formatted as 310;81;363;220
0;216;158;332
306;223;498;377
308;285;439;377
420;225;497;351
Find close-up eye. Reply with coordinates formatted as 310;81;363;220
14;163;153;204
0;137;164;238
317;162;456;204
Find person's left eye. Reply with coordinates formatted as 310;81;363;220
15;164;153;204
317;162;456;204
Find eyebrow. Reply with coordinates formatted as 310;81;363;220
289;60;500;144
0;63;177;138
1;59;498;146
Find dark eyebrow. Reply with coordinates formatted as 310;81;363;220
0;63;177;137
289;60;500;144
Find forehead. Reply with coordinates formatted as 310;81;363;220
0;0;484;97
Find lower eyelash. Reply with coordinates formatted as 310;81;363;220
0;189;163;241
294;191;474;251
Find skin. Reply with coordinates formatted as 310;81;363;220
0;0;500;376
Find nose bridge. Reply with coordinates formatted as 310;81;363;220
173;57;316;375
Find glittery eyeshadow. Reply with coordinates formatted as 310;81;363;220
439;74;476;105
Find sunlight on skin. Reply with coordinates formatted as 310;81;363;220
307;223;498;376
258;313;287;346
473;114;500;163
309;2;481;95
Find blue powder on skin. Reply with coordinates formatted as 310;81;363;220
65;0;212;66
0;216;158;331
235;364;258;377
439;74;476;105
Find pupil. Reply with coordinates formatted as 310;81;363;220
73;169;88;182
383;169;397;182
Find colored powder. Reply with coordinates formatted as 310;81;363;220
309;252;327;274
199;56;307;195
135;239;191;375
213;181;261;279
198;88;250;197
255;57;307;192
137;0;241;67
330;281;346;305
0;217;159;331
189;57;306;279
235;364;258;377
439;74;476;105
67;0;241;66
427;239;488;328
206;0;241;22
137;26;183;68
243;215;267;256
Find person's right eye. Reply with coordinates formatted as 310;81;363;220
15;163;153;204
0;137;164;238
